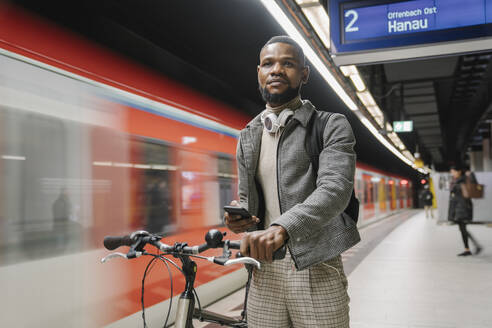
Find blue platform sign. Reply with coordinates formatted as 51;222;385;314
330;0;492;65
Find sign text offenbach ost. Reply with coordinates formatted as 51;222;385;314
343;0;492;42
386;6;436;33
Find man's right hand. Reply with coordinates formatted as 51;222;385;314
224;200;260;233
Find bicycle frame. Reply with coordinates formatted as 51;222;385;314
174;254;247;328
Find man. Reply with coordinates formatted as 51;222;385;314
420;184;434;218
224;36;359;327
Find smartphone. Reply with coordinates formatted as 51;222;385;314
223;205;252;220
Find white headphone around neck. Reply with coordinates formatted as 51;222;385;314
260;109;294;134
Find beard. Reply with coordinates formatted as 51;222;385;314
259;83;301;106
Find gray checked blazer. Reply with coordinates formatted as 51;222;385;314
236;100;360;270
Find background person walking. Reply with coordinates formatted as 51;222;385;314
420;184;434;218
448;166;482;256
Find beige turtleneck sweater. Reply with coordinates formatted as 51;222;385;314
256;96;303;228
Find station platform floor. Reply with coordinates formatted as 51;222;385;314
197;210;492;328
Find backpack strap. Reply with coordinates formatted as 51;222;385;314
305;110;332;175
305;110;359;223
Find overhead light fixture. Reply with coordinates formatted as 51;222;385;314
388;132;399;142
295;0;319;4
295;0;331;49
349;74;366;92
360;118;413;166
259;0;358;111
373;116;384;128
356;91;376;107
339;65;367;91
366;105;383;117
339;65;358;77
403;150;415;161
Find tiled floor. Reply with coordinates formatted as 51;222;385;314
349;211;492;328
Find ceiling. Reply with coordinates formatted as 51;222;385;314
10;0;492;175
359;51;492;170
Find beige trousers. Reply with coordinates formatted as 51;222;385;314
246;251;350;327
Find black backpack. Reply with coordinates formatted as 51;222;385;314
305;111;360;223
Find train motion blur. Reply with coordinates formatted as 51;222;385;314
0;4;412;327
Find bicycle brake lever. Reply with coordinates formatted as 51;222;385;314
101;251;143;263
224;257;261;269
130;230;151;239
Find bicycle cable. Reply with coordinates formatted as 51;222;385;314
142;255;157;327
192;287;202;321
141;254;174;328
140;250;226;327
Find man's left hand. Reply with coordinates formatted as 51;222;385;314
240;225;288;262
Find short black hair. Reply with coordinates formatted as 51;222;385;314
450;164;465;173
261;36;306;66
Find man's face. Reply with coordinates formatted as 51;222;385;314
450;168;460;179
257;42;309;106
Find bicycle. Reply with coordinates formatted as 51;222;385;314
101;229;285;327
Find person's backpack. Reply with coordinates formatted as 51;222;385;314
305;110;360;224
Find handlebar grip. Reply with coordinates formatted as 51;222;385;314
213;257;228;265
228;241;241;249
273;245;286;260
236;245;286;260
103;235;133;250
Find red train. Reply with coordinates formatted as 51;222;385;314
0;4;412;327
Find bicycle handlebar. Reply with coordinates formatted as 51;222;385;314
103;229;243;254
101;229;285;268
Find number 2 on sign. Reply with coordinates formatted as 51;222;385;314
345;10;359;32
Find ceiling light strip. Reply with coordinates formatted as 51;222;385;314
360;118;413;166
298;5;331;49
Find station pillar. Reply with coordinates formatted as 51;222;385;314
470;149;483;172
483;137;492;172
482;123;492;172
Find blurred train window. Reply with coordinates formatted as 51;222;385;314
181;171;201;211
355;178;363;203
362;174;374;205
178;149;207;216
218;156;234;175
1;107;86;265
131;139;175;235
399;184;404;200
218;156;237;222
373;179;379;204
